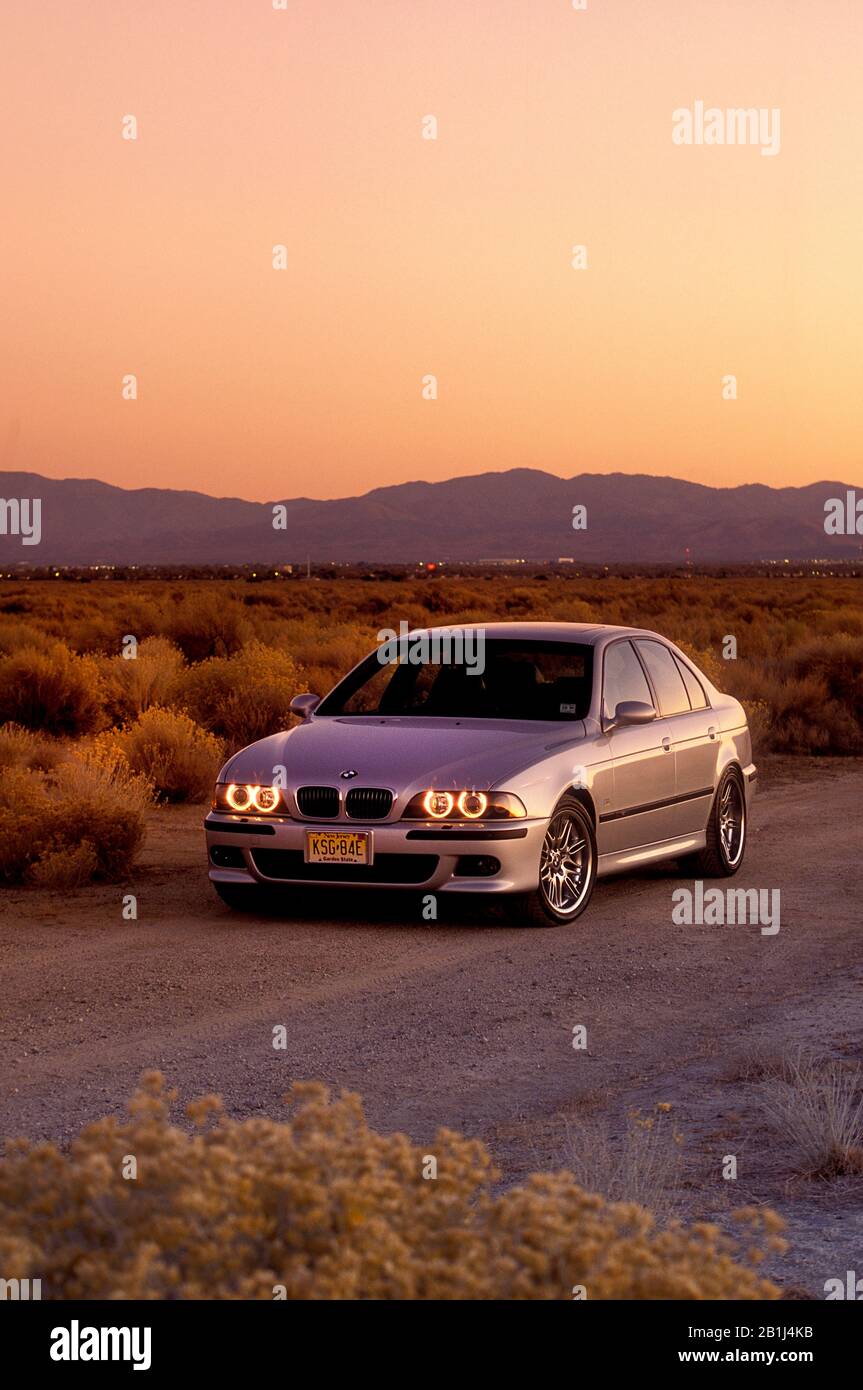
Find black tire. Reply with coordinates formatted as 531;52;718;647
212;881;273;912
688;767;747;877
506;795;597;927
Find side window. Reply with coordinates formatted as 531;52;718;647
602;640;653;721
673;653;708;710
634;640;690;716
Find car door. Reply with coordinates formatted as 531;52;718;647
599;638;677;855
633;639;714;837
666;649;718;831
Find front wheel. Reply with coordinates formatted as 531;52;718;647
506;796;597;927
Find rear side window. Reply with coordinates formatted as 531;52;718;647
602;640;653;721
673;654;708;710
634;640;690;716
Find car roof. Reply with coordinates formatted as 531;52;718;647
413;622;663;647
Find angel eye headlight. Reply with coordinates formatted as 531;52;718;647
423;790;454;819
251;785;280;812
404;790;526;821
226;783;251;811
457;791;488;819
219;784;281;813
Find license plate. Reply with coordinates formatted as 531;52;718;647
304;831;372;865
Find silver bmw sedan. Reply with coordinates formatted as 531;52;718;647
204;623;755;927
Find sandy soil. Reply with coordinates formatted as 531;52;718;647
1;756;861;1297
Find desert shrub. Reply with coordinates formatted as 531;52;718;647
562;1106;684;1224
787;634;863;729
99;636;185;725
102;708;224;803
729;667;861;754
0;644;106;736
0;723;66;773
0;1075;783;1300
26;841;100;890
762;1054;863;1178
163;591;249;663
0;747;152;885
171;641;302;747
739;698;772;758
0;618;58;654
2;576;863;751
280;621;371;698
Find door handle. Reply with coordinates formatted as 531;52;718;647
708;725;717;740
661;736;672;751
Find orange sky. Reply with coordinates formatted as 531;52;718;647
1;0;860;501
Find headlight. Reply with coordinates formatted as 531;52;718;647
423;789;454;819
404;790;526;821
457;790;488;819
214;783;283;814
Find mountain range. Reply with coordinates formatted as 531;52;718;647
0;469;859;565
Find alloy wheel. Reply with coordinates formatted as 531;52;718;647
718;776;745;867
539;810;593;917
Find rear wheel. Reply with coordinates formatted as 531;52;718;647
687;767;746;877
506;796;596;927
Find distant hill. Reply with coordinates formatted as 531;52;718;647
0;468;860;564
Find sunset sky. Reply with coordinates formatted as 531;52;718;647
1;0;860;501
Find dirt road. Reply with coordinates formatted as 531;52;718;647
2;757;861;1294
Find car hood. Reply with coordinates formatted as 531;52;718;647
220;715;586;795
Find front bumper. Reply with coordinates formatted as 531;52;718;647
204;813;546;894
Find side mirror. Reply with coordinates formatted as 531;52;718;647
612;699;656;728
290;692;321;720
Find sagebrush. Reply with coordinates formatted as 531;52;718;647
0;1074;785;1300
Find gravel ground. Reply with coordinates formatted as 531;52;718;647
2;756;861;1296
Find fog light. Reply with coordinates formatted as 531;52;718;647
454;855;501;878
210;845;245;868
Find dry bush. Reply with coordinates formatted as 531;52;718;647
761;1054;863;1178
102;707;224;803
729;667;860;754
0;644;106;736
562;1106;685;1223
0;747;152;886
280;621;372;698
739;698;773;758
0;1074;783;1300
723;1044;791;1084
171;640;302;747
0;723;67;773
3;576;863;751
163;591;250;663
0;617;58;654
786;633;863;749
27;841;100;890
99;636;185;725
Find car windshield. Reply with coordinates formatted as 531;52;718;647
317;638;594;721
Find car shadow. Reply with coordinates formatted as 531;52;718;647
210;858;696;930
212;884;518;930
